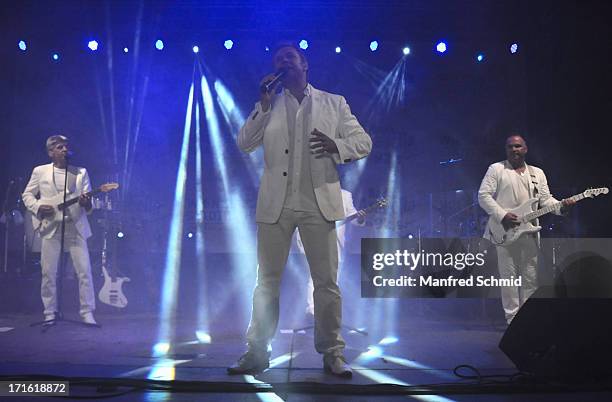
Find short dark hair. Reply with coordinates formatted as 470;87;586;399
272;41;307;64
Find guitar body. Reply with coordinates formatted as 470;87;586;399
488;197;542;246
32;183;119;237
33;193;78;237
98;266;130;308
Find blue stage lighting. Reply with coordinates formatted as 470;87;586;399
88;40;99;51
192;45;199;54
155;39;164;50
117;231;125;238
476;53;484;62
52;53;60;61
402;46;410;55
370;40;379;51
299;39;308;50
335;46;341;54
510;43;518;54
123;47;129;53
436;41;447;53
224;40;233;50
18;40;27;51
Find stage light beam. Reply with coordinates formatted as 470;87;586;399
510;43;518;54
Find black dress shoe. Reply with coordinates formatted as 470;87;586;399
227;349;270;375
323;354;353;378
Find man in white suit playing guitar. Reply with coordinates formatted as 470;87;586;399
22;135;97;325
478;134;574;324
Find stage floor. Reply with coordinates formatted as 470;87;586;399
1;308;610;401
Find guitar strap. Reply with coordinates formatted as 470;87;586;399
527;165;539;199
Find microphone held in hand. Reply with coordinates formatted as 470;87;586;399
261;68;287;93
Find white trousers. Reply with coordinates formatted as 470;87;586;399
306;244;343;315
246;208;345;355
40;223;96;317
496;235;538;323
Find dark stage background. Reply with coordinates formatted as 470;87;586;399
1;1;611;328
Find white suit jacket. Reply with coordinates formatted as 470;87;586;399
238;86;372;223
478;160;561;243
22;163;93;239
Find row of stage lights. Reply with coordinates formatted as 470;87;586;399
17;38;520;63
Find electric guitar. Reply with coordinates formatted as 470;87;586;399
99;265;130;309
488;187;608;246
33;183;119;237
338;197;387;226
97;190;130;308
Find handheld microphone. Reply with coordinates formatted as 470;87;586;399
261;68;287;93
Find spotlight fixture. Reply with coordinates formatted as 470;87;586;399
224;40;233;50
299;39;308;50
476;53;484;62
369;40;379;52
436;41;447;53
18;40;27;51
123;47;129;53
510;43;518;54
192;45;199;54
52;53;60;61
335;46;341;54
402;46;410;55
87;40;99;51
155;39;164;50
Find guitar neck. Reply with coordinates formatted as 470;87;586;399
343;203;380;223
58;189;100;210
523;193;584;222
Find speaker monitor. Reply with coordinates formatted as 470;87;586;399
499;253;612;380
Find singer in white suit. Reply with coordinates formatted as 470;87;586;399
228;43;372;377
22;135;97;325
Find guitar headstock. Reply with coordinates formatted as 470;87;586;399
583;187;609;198
99;183;120;193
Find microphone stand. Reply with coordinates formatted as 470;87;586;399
31;160;100;331
1;181;13;274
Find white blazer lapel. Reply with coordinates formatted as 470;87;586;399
268;92;289;148
44;163;60;196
